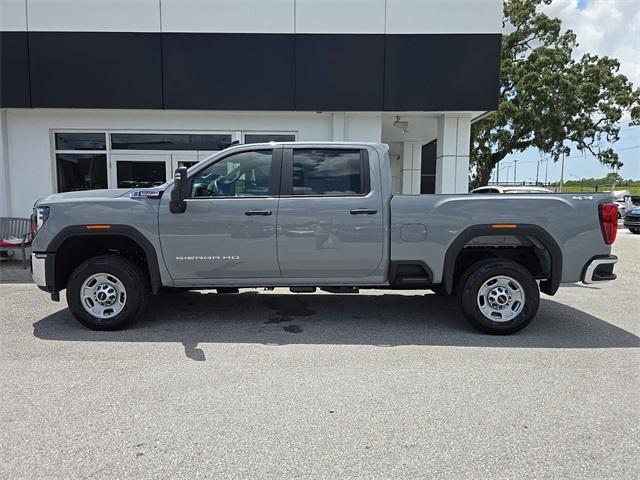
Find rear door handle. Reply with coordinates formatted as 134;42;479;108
245;210;272;216
350;208;378;215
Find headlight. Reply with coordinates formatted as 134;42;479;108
31;206;50;237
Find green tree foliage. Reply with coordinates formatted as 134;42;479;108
470;0;640;188
562;173;638;187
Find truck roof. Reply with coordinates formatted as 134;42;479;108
224;141;389;152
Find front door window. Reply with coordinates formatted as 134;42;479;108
191;150;273;197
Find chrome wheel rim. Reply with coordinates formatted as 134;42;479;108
80;273;127;319
476;275;525;322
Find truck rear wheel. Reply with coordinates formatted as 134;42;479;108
457;259;539;335
67;255;148;330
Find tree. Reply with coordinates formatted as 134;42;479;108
470;0;640;189
604;172;623;186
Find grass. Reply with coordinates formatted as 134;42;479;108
559;185;640;195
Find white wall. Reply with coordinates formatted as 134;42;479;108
0;110;10;216
0;0;27;30
295;0;386;33
27;0;161;31
386;0;502;34
344;113;382;142
160;0;295;33
10;0;502;33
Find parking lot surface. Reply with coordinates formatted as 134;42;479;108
1;231;638;479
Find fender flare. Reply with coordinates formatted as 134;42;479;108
441;224;562;296
46;224;162;294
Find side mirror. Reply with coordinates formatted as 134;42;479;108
169;166;189;214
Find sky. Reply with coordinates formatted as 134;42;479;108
496;0;640;183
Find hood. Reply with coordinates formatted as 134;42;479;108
35;188;133;205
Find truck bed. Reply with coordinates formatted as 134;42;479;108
390;193;613;285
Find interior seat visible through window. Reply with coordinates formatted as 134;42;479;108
190;150;273;198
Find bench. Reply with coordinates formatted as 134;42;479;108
0;217;32;268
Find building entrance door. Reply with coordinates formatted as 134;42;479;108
110;152;221;189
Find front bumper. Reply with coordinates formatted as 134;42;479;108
582;255;617;284
31;253;48;287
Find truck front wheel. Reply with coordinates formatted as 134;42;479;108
67;255;148;330
457;259;539;335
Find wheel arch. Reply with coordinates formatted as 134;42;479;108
46;225;162;294
442;224;562;296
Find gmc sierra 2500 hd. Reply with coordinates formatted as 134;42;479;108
31;142;619;334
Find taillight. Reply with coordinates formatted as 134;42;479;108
598;203;618;245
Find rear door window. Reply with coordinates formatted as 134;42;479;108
290;149;368;196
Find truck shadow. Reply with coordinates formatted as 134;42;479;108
32;291;639;359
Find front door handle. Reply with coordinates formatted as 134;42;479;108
350;208;378;215
245;210;273;216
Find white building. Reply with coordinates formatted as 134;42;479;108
0;0;502;216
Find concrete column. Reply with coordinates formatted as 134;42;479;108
331;112;345;141
0;110;10;216
435;114;471;193
401;142;422;194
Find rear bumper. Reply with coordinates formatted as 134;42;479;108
623;219;640;228
582;255;617;284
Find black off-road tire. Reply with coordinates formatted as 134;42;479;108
457;258;539;335
629;228;640;235
67;255;149;331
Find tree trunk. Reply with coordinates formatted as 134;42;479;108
470;152;507;189
474;163;494;188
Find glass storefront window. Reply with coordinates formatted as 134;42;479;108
111;133;233;151
116;161;167;188
244;134;295;144
53;130;296;192
56;154;108;192
55;133;106;151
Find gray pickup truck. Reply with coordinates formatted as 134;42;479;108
31;142;619;334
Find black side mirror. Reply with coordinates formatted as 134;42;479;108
169;166;189;214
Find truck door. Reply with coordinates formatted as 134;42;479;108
276;146;384;278
159;148;282;281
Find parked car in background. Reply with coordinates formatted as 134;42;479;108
623;207;640;234
471;186;554;194
615;201;626;219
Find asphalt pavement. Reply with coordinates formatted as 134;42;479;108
1;231;638;479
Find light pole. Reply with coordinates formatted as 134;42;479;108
513;160;518;184
544;157;549;186
559;152;565;192
536;152;545;185
569;174;582;192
